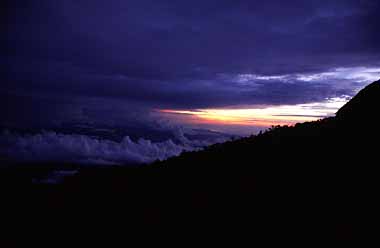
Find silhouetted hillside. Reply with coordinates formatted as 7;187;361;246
336;79;380;125
153;80;380;170
1;80;379;245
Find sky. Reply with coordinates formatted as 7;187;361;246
2;0;380;137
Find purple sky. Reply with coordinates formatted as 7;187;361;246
2;0;380;135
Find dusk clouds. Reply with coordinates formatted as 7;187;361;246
1;0;380;134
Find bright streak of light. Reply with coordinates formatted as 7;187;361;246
159;97;349;127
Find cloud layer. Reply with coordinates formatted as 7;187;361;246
0;129;229;165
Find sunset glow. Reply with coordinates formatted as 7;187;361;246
160;97;349;127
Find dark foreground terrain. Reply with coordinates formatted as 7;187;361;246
1;80;380;245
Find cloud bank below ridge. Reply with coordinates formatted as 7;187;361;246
0;130;229;165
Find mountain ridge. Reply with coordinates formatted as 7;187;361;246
336;79;380;124
151;80;380;171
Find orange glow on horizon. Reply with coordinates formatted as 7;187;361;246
158;97;349;128
159;109;294;127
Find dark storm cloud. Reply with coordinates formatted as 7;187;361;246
1;0;380;125
1;56;358;109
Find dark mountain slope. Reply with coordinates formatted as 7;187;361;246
153;81;380;172
1;80;379;245
337;79;380;123
156;80;380;168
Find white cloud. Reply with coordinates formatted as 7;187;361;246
235;67;380;85
296;67;380;83
0;130;227;165
236;74;288;83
